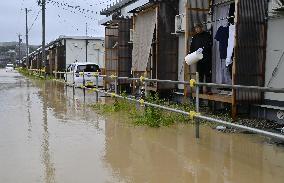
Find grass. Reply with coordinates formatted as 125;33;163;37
17;67;55;80
91;93;196;128
90;92;236;128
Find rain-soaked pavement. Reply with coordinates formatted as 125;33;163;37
1;69;284;183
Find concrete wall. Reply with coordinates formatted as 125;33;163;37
65;39;105;68
265;17;284;102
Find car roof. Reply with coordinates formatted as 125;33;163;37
72;62;99;66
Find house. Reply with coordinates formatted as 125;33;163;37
100;7;133;91
46;36;105;75
29;47;44;70
26;36;104;74
100;0;179;93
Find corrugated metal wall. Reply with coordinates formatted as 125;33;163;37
235;0;268;104
157;1;179;90
105;19;132;85
105;26;119;76
56;45;66;72
118;19;133;81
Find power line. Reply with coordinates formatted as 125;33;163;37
47;3;99;21
28;10;41;33
46;0;115;16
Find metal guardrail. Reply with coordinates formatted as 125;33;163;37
28;69;284;141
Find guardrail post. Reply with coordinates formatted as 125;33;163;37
83;71;85;87
195;72;200;139
114;76;118;94
96;75;99;103
64;71;67;83
144;81;148;98
72;70;75;88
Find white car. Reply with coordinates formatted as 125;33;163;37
5;64;14;72
66;62;103;87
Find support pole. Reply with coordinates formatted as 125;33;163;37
86;22;88;36
41;0;46;76
144;82;148;98
85;39;88;62
114;77;118;94
83;72;85;87
18;34;22;63
184;2;190;99
72;70;75;88
195;72;200;138
25;8;30;69
96;75;99;102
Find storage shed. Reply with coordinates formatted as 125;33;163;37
101;0;179;92
102;18;133;90
176;0;268;117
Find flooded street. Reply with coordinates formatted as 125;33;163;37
1;69;284;183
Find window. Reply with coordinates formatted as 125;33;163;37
77;65;101;72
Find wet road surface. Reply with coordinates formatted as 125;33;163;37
0;69;284;183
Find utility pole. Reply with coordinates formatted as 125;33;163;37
25;8;30;68
41;0;46;70
86;22;88;36
86;22;88;63
17;34;22;62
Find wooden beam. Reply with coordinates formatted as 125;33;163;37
187;8;210;12
192;93;233;104
156;5;159;90
232;0;239;120
184;2;190;99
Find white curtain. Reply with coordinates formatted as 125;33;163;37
132;9;157;72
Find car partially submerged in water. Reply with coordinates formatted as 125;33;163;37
5;64;14;72
66;62;103;87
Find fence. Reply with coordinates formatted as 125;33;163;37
27;69;284;141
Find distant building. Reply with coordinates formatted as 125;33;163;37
28;36;105;74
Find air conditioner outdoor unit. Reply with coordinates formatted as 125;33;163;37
129;29;134;42
175;14;186;33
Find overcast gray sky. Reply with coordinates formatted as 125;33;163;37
0;0;115;45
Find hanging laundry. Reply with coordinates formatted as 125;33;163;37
215;25;231;84
225;24;236;67
215;26;229;59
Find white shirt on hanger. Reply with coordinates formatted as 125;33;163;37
226;24;236;67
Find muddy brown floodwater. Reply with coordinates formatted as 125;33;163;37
0;69;284;183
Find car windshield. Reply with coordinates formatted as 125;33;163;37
6;64;13;67
77;65;100;72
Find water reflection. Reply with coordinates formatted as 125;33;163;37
40;80;56;183
34;80;284;183
104;115;284;183
1;71;284;183
26;81;32;140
